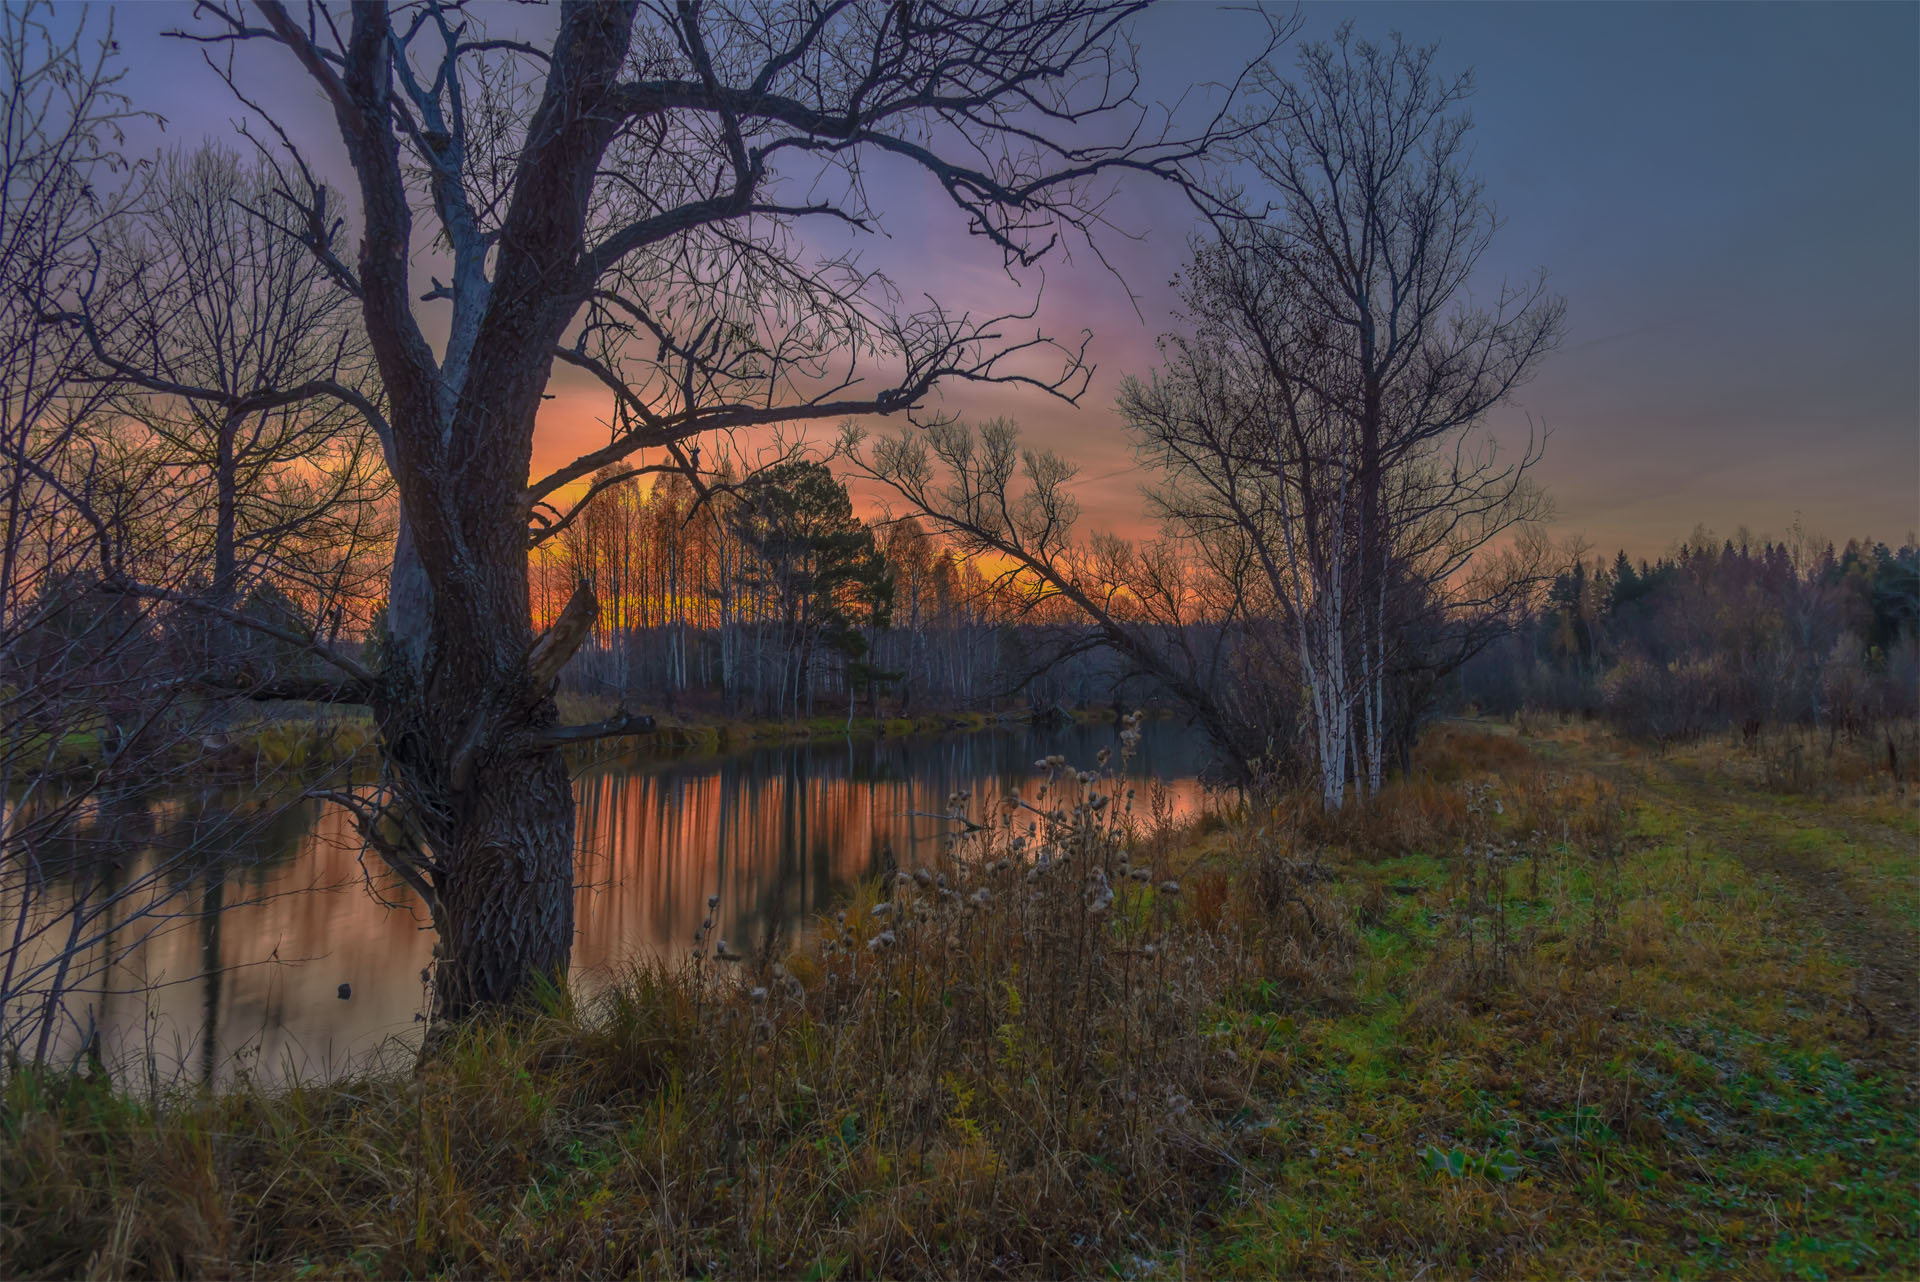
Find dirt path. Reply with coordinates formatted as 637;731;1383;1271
1567;737;1919;1086
1655;760;1915;1064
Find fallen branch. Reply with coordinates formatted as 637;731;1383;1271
532;710;658;747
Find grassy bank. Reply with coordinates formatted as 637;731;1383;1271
612;700;1135;756
16;708;382;779
579;702;1005;758
30;699;1022;780
4;722;1914;1279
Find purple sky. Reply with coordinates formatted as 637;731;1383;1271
108;2;1918;560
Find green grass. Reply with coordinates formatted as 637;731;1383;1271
1189;726;1917;1279
7;710;381;777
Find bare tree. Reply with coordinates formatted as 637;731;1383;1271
0;6;336;1071
76;145;391;627
0;2;142;630
842;415;1255;760
1123;25;1564;805
160;0;1278;1019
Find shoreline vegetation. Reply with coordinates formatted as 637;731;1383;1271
27;698;1139;782
559;699;1133;763
4;720;1913;1279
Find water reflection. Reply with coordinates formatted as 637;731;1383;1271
14;718;1213;1087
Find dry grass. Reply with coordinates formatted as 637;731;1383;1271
0;716;1338;1280
4;719;1913;1280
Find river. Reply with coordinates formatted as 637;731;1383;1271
13;716;1216;1088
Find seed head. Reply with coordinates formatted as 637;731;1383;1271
1086;870;1114;914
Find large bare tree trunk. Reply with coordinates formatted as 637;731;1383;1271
378;488;595;1019
377;634;583;1020
431;750;575;1018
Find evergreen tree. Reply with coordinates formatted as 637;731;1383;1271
1608;550;1641;613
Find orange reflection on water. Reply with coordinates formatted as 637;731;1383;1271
14;720;1213;1086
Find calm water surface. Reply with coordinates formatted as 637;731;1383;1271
39;718;1214;1086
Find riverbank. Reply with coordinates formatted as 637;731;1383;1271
5;722;1912;1278
31;699;1126;779
558;696;1011;759
557;695;1134;761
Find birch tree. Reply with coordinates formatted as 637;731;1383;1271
842;415;1254;759
1125;26;1563;805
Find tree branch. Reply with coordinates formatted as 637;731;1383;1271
526;576;598;695
107;577;376;685
190;671;374;705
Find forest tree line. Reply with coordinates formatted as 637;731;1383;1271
529;460;1104;720
1465;533;1920;743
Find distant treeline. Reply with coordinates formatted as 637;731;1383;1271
529;461;1119;720
1462;534;1920;740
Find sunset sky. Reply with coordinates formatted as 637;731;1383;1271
109;1;1918;562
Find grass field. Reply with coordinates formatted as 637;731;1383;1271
4;721;1914;1279
1189;721;1917;1278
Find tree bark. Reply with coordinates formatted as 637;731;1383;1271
429;747;575;1020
